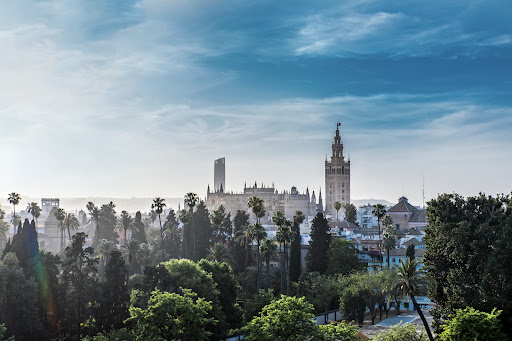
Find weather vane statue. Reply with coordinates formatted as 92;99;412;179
337;122;341;128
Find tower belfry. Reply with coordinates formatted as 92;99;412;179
325;123;351;216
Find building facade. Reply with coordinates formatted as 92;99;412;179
206;182;319;221
214;157;225;192
325;123;351;216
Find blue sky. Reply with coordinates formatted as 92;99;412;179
1;0;511;207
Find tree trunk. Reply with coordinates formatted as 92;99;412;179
266;259;270;289
256;240;261;290
387;249;390;268
285;242;290;295
191;210;196;261
124;228;127;246
410;293;434;341
244;242;249;280
159;214;164;262
280;244;284;295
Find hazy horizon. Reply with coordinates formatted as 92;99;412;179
1;1;511;206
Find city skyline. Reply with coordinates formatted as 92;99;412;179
1;1;511;205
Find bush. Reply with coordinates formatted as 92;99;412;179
319;321;358;341
373;322;428;341
439;307;506;341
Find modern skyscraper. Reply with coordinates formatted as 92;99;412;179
325;123;350;216
214;157;226;192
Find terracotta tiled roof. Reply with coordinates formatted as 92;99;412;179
387;197;417;213
403;238;425;246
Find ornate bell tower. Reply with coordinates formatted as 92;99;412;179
325;123;350;216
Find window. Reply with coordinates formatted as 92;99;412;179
392;258;395;263
396;224;400;229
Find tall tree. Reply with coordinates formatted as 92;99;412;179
344;203;358;225
194;201;214;260
179;209;191;259
53;208;66;251
97;239;116;282
151;197;166;262
207;243;232;264
184;193;199;260
123;239;141;278
231;210;250;273
327;239;363;275
372;203;387;268
248;196;265;223
424;193;512;335
289;211;305;283
131;211;147;243
163;209;181;259
382;225;397;268
251;222;267;291
59;232;99;339
27;202;42;226
7;193;21;233
397;258;434;341
87;202;102;244
99;202;119;243
0;253;45;340
333;201;342;220
259;238;277;290
235;224;253;280
95;249;129;334
276;219;293;295
63;212;79;243
117;211;135;246
307;212;331;274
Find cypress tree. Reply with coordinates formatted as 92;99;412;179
306;213;330;274
289;219;302;282
131;211;147;243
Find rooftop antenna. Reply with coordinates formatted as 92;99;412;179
422;174;425;209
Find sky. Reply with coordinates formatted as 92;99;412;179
1;0;511;209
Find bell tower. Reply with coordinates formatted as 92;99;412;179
325;123;351;217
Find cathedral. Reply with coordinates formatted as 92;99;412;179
205;123;350;220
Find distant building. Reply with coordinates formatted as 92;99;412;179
206;182;319;221
387;197;427;230
41;198;60;216
325;123;351;216
214;157;226;193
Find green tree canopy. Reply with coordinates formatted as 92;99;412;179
127;289;214;341
439;307;506;341
327;239;364;275
244;296;319;341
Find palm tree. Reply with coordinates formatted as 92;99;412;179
290;211;306;281
151;197;166;262
235;224;254;280
123;239;141;278
276;219;293;295
252;222;267;290
97;239;116;281
372;204;387;268
207;243;232;264
87;202;102;243
397;258;434;341
184;193;199;260
7;193;21;233
27;202;42;226
260;238;278;289
117;211;135;246
179;209;191;258
54;208;66;250
333;201;342;220
210;206;226;243
63;212;79;242
164;213;182;259
248;196;265;223
382;225;396;268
